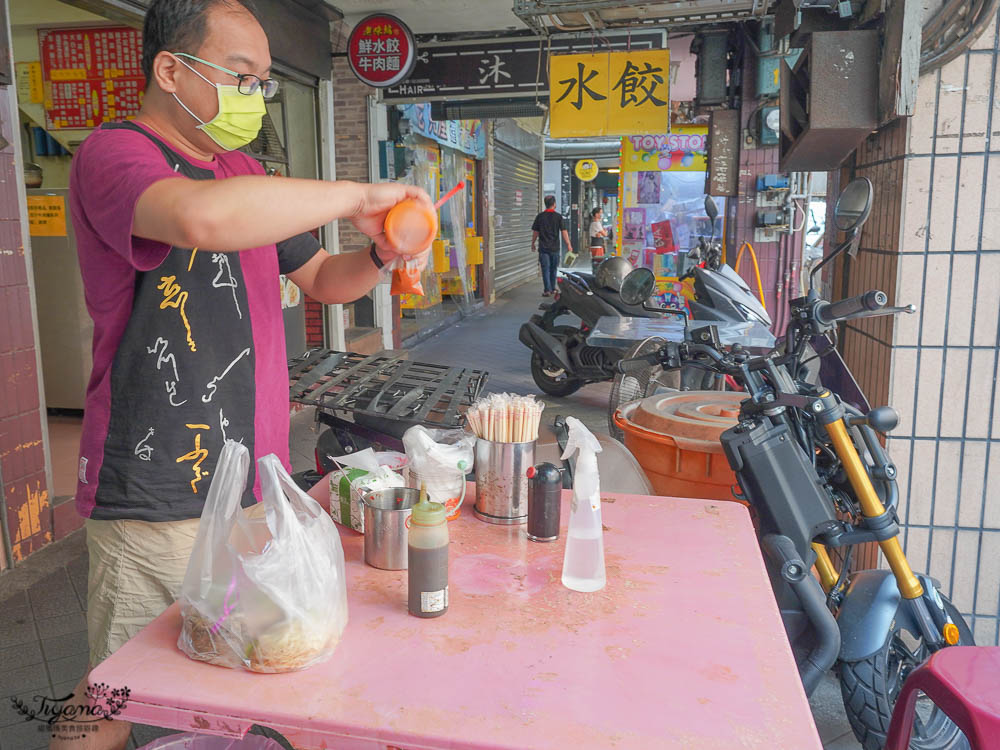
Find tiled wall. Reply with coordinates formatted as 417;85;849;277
839;117;907;415
847;15;1000;644
0;86;50;567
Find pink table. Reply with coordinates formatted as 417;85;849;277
90;486;822;749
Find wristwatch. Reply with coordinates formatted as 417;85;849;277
369;243;385;270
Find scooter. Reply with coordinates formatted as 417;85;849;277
613;179;973;750
519;200;773;397
518;262;663;396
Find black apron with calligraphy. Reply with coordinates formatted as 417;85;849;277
91;122;258;521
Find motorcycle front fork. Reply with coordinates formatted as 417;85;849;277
810;392;959;650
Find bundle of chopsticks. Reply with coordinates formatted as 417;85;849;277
466;393;544;443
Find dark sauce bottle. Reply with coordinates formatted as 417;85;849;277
408;499;449;618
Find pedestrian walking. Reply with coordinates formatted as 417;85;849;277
531;195;573;296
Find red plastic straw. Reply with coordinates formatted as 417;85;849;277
434;180;466;210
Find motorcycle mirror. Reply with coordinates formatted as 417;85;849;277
704;195;719;222
810;178;874;291
620;267;656;307
833;177;874;232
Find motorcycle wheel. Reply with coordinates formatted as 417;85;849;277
531;353;583;396
530;325;584;397
839;594;973;750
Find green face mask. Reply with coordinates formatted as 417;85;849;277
172;54;268;151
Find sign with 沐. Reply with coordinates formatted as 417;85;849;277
549;49;670;138
347;14;417;88
27;195;67;236
381;31;665;103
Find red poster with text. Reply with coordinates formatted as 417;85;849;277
38;26;145;130
651;220;676;252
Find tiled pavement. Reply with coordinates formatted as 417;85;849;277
1;281;860;749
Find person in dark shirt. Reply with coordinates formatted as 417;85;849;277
531;195;573;296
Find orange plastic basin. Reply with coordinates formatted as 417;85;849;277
384;199;438;255
614;391;744;502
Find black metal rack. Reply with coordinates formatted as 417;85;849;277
288;349;488;428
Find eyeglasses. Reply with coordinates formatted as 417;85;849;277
174;52;280;99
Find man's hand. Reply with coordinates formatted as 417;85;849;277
352;183;435;263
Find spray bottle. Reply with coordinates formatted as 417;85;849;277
559;417;605;592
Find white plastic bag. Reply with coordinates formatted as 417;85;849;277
178;440;349;673
403;426;474;516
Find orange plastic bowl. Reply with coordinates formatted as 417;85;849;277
613;391;745;503
384;199;438;255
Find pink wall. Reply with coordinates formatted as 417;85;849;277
668;34;697;102
727;47;802;335
0;86;51;566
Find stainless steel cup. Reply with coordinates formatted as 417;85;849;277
473;439;536;525
362;488;420;570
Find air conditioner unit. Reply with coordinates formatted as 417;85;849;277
779;30;877;172
693;30;730;107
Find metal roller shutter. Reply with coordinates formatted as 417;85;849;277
493;142;541;293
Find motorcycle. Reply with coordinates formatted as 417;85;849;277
683;200;771;333
518;258;661;397
519;201;773;397
613;178;974;750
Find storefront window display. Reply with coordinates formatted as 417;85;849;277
617;126;724;309
395;103;485;343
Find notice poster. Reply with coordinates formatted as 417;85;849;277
623;241;644;266
622;208;645;241
636;171;661;204
38;27;145;130
653;252;677;278
651;219;675;251
26;195;67;237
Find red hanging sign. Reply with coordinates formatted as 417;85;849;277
346;14;417;88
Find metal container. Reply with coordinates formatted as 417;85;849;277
473;439;535;525
362;488;420;570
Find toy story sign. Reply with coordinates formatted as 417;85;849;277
621;127;708;172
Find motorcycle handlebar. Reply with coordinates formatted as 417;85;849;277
816;290;888;325
616;353;661;374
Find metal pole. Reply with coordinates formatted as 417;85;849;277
319;78;347;352
0;464;13;570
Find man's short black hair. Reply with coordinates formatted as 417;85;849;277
544;195;556;209
142;0;262;82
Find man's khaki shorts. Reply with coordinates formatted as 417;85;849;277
85;517;200;667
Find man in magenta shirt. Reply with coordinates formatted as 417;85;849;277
61;1;432;747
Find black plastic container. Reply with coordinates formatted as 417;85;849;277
526;462;562;542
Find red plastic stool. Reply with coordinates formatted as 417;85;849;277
886;646;1000;750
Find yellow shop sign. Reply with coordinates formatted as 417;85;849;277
549;49;670;138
